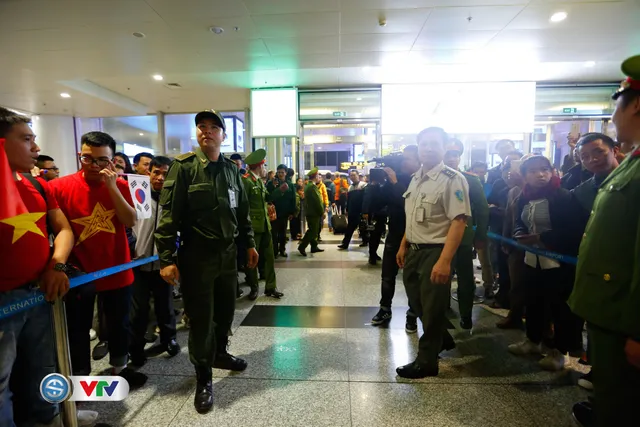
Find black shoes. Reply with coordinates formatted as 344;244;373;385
371;308;392;325
298;247;307;257
572;401;594;427
194;366;213;414
405;317;418;334
166;339;181;357
396;361;438;379
92;341;108;361
368;258;377;265
213;351;248;371
236;288;244;299
460;317;472;330
249;288;259;300
129;352;147;367
265;288;284;299
442;332;456;352
310;248;325;253
99;367;148;390
359;242;368;247
280;251;287;257
337;244;348;250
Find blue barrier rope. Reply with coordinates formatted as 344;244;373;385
0;256;158;321
486;231;578;266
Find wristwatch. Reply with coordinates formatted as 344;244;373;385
53;263;66;272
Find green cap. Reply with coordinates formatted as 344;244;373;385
245;149;267;166
613;55;640;100
195;110;226;131
308;167;319;177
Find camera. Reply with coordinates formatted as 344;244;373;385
369;152;404;182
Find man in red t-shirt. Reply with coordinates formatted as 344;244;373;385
0;109;83;426
49;131;147;389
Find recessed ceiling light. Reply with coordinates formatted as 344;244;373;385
209;26;224;35
152;74;163;81
584;61;596;67
356;97;362;101
139;133;144;136
362;66;371;72
550;12;567;23
60;93;71;98
132;32;146;38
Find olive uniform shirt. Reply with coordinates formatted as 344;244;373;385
461;171;489;246
242;171;271;234
404;162;471;244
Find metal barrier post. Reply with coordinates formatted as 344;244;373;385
52;298;78;427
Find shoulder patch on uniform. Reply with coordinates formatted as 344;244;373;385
455;189;464;202
441;167;457;179
632;147;640;158
222;156;235;165
175;152;196;162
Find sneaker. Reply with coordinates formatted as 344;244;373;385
508;339;542;356
92;341;108;361
405;317;418;334
371;308;392;325
89;329;97;341
538;349;565;371
578;370;593;390
572;401;594;427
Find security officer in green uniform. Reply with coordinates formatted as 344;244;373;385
242;149;284;300
298;168;325;256
569;56;640;427
267;163;297;257
396;127;471;379
443;139;489;330
155;110;259;414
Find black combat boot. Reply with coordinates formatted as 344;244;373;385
194;366;213;414
213;336;248;371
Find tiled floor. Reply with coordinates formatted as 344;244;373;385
87;230;589;427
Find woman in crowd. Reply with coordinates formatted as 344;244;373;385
114;152;134;174
507;156;584;371
290;175;304;240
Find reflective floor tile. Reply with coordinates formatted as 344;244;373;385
349;382;535;427
169;377;351;427
241;305;346;328
272;268;344;287
81;374;193;427
343;282;409;307
254;282;344;306
222;326;349;381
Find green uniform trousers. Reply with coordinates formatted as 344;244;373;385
178;242;237;368
454;244;476;321
299;215;321;251
246;231;276;292
588;323;640;427
403;245;451;368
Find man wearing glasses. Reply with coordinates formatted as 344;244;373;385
35;155;59;181
49;131;148;389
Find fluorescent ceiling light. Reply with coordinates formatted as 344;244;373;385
152;74;164;81
584;61;596;67
60;93;71;98
139;133;144;136
550;12;567;22
356;97;362;101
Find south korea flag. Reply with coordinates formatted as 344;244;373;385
127;174;152;219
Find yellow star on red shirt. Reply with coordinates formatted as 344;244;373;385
71;202;116;245
0;212;46;244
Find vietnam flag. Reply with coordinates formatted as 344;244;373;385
0;138;44;243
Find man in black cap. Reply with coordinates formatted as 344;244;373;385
156;109;258;414
267;164;296;257
230;153;246;175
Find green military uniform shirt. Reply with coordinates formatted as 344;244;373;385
266;177;296;218
569;149;640;339
461;171;489;246
155;147;255;267
242;171;271;234
303;182;324;217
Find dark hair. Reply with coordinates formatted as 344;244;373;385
133;152;154;165
325;172;332;179
403;144;418;155
0;108;31;138
114;152;134;174
506;150;523;158
230;153;242;161
81;131;116;155
417;127;448;145
286;168;295;178
471;161;488;170
615;90;640;113
36;155;54;168
495;139;515;150
520;155;553;175
577;132;617;149
150;155;172;171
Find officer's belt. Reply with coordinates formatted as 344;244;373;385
408;243;444;251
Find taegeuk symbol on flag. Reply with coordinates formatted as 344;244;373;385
127;174;152;219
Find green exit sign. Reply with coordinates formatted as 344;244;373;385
332;111;347;117
563;108;578;113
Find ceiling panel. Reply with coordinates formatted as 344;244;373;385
271;54;341;70
507;1;635;30
251;12;340;37
340;0;528;10
263;36;339;55
166;15;262;39
243;0;340;15
340;33;419;52
143;0;249;20
340;8;432;34
339;51;410;68
413;30;497;49
424;5;525;31
407;49;478;64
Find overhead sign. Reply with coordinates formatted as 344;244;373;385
340;161;367;170
562;108;578;113
332;111;347;117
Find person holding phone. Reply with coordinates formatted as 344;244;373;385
507;155;583;371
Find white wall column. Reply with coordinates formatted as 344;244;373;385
31;115;78;177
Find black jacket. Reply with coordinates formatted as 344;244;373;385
380;173;411;236
487;178;510;233
487;163;504;186
362;183;386;217
561;163;593;191
513;187;583;257
346;184;366;218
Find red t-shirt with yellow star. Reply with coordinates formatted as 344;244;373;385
49;171;134;292
0;177;56;291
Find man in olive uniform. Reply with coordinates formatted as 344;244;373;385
443;140;489;330
242;149;284;300
396;127;471;379
298;168;325;256
155;110;259;414
267;164;296;257
569;56;640;427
